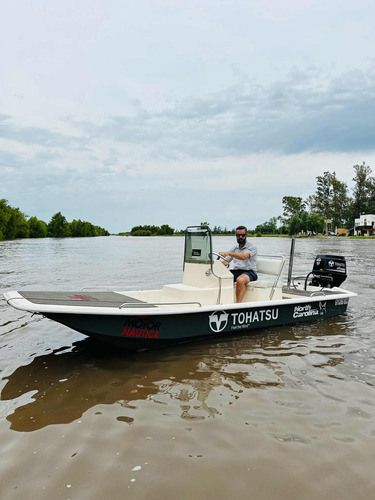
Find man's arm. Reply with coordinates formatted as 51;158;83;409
219;251;250;260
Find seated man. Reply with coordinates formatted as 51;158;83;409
219;225;257;303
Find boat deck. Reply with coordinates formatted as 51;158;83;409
19;291;155;308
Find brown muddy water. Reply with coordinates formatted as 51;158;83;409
0;236;374;499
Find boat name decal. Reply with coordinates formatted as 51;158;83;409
293;302;327;318
122;318;161;339
122;327;159;339
208;308;279;333
335;298;348;305
231;309;279;328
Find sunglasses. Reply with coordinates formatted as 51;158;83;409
236;234;246;238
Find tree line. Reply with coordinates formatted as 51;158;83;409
0;199;110;240
118;224;175;236
120;224;236;236
255;162;375;236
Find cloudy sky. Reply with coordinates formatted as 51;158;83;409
1;0;375;233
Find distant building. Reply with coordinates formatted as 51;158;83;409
354;214;375;236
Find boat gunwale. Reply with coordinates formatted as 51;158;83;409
3;288;357;317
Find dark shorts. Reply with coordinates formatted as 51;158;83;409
230;269;258;282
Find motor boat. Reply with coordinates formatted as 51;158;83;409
4;225;356;349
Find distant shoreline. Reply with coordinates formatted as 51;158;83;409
115;233;374;239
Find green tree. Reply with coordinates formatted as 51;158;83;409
158;224;174;235
255;217;278;234
282;196;306;225
330;176;351;228
0;199;12;240
309;171;352;228
3;206;29;239
69;219;85;237
312;171;334;219
212;226;233;235
0;201;109;240
82;222;97;237
367;176;375;214
47;212;70;237
287;210;324;236
351;162;373;219
28;217;47;238
130;224;175;236
278;225;289;235
68;219;108;237
304;194;316;213
306;213;325;233
289;214;303;236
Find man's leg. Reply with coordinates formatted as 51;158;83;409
235;273;250;303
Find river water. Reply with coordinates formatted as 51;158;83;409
0;236;374;499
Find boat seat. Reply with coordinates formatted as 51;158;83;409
162;283;229;306
244;255;285;301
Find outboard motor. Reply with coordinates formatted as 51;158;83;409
310;255;347;288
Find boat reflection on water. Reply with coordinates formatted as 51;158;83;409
1;317;351;432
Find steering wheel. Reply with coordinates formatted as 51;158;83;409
209;252;227;261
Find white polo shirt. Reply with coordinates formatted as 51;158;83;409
226;240;257;272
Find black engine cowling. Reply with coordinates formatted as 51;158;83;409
311;254;347;288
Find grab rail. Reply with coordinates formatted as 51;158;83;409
119;301;202;309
